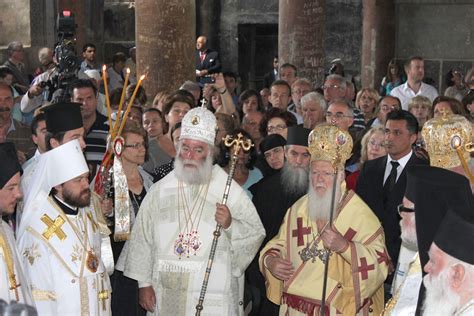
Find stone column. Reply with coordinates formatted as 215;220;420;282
196;0;221;53
279;0;326;88
361;0;396;89
135;0;195;99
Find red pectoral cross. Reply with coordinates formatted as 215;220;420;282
357;257;375;280
376;249;390;266
292;217;311;246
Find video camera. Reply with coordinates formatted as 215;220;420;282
41;10;80;102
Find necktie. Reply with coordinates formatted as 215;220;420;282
384;161;400;193
200;52;205;63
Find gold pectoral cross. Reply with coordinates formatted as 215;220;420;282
41;214;67;241
98;278;109;311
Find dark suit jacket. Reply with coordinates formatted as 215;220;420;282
356;153;428;278
263;70;277;88
195;48;221;83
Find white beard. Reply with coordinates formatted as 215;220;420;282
422;268;461;315
307;181;341;222
280;161;309;196
174;153;213;185
400;219;418;251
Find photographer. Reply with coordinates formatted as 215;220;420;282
20;53;58;113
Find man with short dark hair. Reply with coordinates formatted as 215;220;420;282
69;79;108;176
356;110;428;298
269;80;292;112
279;63;297;86
390;56;438;110
81;43;98;71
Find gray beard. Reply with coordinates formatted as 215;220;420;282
174;154;213;185
422;269;460;315
280;162;309;196
307;181;341;222
400;221;418;251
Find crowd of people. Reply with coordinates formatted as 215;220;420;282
0;35;473;316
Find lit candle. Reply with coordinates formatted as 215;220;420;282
117;74;146;137
112;68;131;138
101;65;113;132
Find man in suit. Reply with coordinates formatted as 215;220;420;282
356;110;428;299
195;35;221;85
263;56;279;88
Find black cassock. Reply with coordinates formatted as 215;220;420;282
245;170;306;316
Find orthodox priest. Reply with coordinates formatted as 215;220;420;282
0;142;34;308
17;140;112;315
123;107;265;315
260;124;388;315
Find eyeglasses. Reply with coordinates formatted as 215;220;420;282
325;112;352;119
397;204;415;216
267;124;287;133
368;140;385;148
124;142;146;149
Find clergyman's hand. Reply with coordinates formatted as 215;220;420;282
320;226;348;253
138;286;156;312
265;255;294;281
215;203;232;229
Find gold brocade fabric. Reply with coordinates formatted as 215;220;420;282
113;158;131;241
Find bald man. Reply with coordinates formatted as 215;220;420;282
195;35;221;85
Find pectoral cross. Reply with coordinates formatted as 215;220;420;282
99;279;109;311
41;214;67;241
292;217;312;246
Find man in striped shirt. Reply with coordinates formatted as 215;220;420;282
70;79;108;178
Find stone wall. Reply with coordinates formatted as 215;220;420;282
395;0;474;92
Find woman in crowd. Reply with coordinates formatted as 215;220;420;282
259;107;297;140
237;89;265;119
444;69;469;101
379;59;405;96
111;121;154;316
355;88;380;125
432;96;467;118
141;108;173;174
408;95;432;128
162;93;193;146
216;128;262;198
346;126;387;190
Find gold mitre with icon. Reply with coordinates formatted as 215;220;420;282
308;124;353;169
421;113;473;169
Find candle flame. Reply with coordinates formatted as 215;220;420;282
126;67;130;74
139;74;146;81
102;64;107;71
